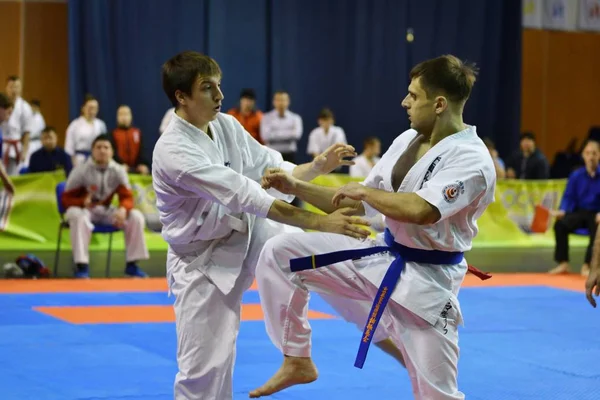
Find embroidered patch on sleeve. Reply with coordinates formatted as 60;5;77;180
442;180;465;203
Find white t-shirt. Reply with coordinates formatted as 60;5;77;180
349;154;380;177
306;125;347;156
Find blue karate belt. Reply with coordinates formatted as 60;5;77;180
289;228;491;369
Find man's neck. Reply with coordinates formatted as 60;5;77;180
587;165;598;177
428;115;466;147
176;108;211;138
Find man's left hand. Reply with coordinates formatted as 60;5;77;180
311;144;357;174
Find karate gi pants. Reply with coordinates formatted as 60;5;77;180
256;231;465;400
65;206;149;264
169;218;303;400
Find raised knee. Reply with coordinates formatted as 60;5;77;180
127;209;146;226
65;207;88;221
256;234;298;276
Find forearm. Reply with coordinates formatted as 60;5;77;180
362;188;439;225
266;199;323;230
291;161;321;182
295;180;363;214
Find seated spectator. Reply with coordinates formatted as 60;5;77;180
306;108;347;159
28;127;73;177
61;134;149;279
349;137;381;177
227;88;263;143
111;105;149;175
506;132;550;179
483;137;506;179
549;139;600;276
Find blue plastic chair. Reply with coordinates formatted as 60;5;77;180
54;182;121;277
574;228;590;236
19;166;28;175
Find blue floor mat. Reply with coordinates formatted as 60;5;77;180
0;286;598;399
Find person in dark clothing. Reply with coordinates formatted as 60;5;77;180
111;105;149;175
549;139;600;276
28;126;73;177
506;132;550;180
550;138;584;179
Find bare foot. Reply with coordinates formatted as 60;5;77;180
548;262;570;274
581;263;590;277
249;356;318;398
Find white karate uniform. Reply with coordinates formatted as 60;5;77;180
25;111;46;166
256;126;497;400
1;97;34;175
64;116;107;166
152;111;302;400
306;125;347;156
349;154;381;177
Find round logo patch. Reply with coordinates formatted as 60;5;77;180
442;181;464;203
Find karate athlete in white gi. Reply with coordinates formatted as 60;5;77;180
152;51;371;400
250;55;497;400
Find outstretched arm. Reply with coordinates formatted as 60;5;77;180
262;170;364;214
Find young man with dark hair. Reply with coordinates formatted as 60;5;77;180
28;126;73;176
152;50;367;400
250;55;497;399
62;134;148;278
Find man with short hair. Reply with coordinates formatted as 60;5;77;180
227;88;263;143
1;76;33;175
28;127;73;177
152;51;368;400
250;55;496;399
550;139;600;276
61;134;149;279
260;91;303;163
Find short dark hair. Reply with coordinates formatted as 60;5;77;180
240;88;256;100
583;138;600;151
409;55;478;104
520;131;536;142
318;108;334;120
6;75;19;83
92;134;113;149
31;99;41;107
162;51;222;108
363;137;380;148
42;126;56;135
483;137;496;149
0;92;13;109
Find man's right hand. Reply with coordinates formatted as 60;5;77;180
551;209;565;219
261;168;298;194
318;207;371;240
